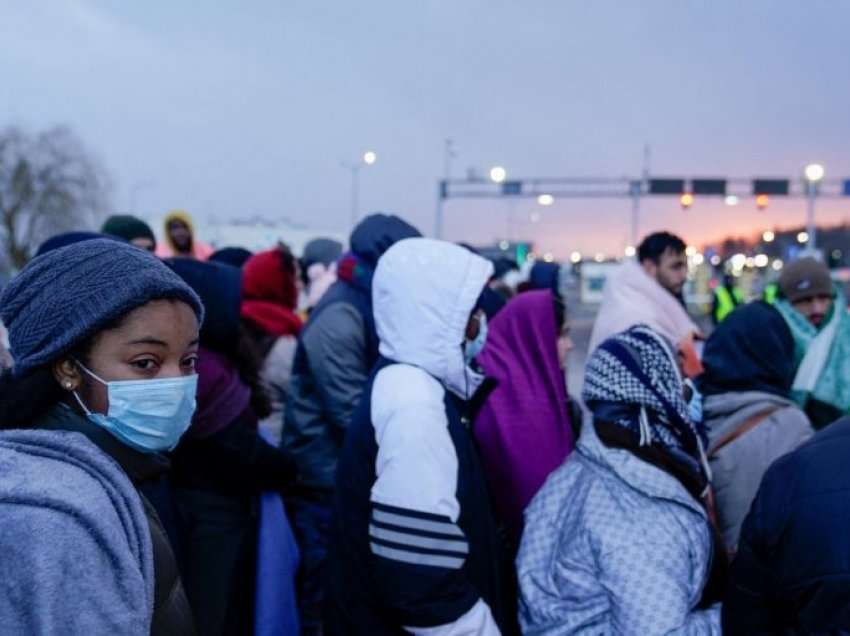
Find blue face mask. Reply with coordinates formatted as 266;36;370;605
463;313;488;364
73;362;198;453
684;378;704;425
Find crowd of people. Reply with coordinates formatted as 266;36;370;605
0;210;849;635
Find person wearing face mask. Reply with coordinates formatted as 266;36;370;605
326;238;509;635
518;325;723;635
0;238;202;635
699;302;813;556
473;290;576;552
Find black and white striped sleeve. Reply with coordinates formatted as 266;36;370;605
367;364;500;635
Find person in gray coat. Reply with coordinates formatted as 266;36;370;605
283;213;420;634
699;301;814;554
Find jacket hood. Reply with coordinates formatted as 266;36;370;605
703;390;797;447
350;213;421;268
163;209;195;253
373;238;493;397
700;301;794;399
167;258;241;355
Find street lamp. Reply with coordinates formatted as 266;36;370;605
343;151;378;229
537;194;554;206
489;166;507;184
762;230;775;243
804;162;824;251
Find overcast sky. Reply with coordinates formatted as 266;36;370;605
3;0;850;257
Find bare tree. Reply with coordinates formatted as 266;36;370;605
0;126;111;269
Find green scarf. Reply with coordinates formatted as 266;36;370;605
775;291;850;416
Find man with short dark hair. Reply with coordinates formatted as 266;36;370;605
772;257;850;428
589;231;701;374
637;231;689;301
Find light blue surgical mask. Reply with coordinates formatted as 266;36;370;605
463;314;488;364
73;362;198;453
684;378;704;426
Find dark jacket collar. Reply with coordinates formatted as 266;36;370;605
36;403;169;485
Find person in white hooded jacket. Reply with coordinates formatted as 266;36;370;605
325;238;509;635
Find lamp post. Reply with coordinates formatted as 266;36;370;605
343;151;377;230
804;163;825;252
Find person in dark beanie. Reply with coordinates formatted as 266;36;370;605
772;257;850;428
35;230;117;257
284;213;420;634
102;214;157;252
0;238;202;634
300;237;343;312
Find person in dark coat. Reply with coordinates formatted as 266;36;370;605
326;238;508;635
210;246;254;268
167;258;298;636
0;238;201;635
723;416;850;633
284;213;420;633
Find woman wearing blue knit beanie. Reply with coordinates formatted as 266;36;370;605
0;238;204;635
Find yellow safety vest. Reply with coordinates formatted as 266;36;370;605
764;283;779;305
715;285;744;322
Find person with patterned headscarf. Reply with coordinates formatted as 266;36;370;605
518;324;723;635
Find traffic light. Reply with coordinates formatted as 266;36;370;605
680;193;694;210
756;194;769;210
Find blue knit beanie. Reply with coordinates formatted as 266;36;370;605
0;238;205;377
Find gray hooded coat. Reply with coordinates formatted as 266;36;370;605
704;391;813;551
0;428;154;634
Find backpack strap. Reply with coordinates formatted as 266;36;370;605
709;407;782;458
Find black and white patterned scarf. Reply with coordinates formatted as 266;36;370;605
582;324;710;483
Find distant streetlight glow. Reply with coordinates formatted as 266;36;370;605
543;252;554;263
731;253;747;270
624;245;636;257
594;253;605;263
685;245;697;257
693;254;705;265
489;166;507;183
710;254;722;266
797;231;809;244
363;151;377;165
804;163;825;182
772;259;784;271
570;251;582;264
754;254;769;268
756;194;769;210
680;193;694;209
762;230;775;243
499;240;510;250
725;195;739;207
537;194;554;206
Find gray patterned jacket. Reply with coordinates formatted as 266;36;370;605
517;421;721;635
